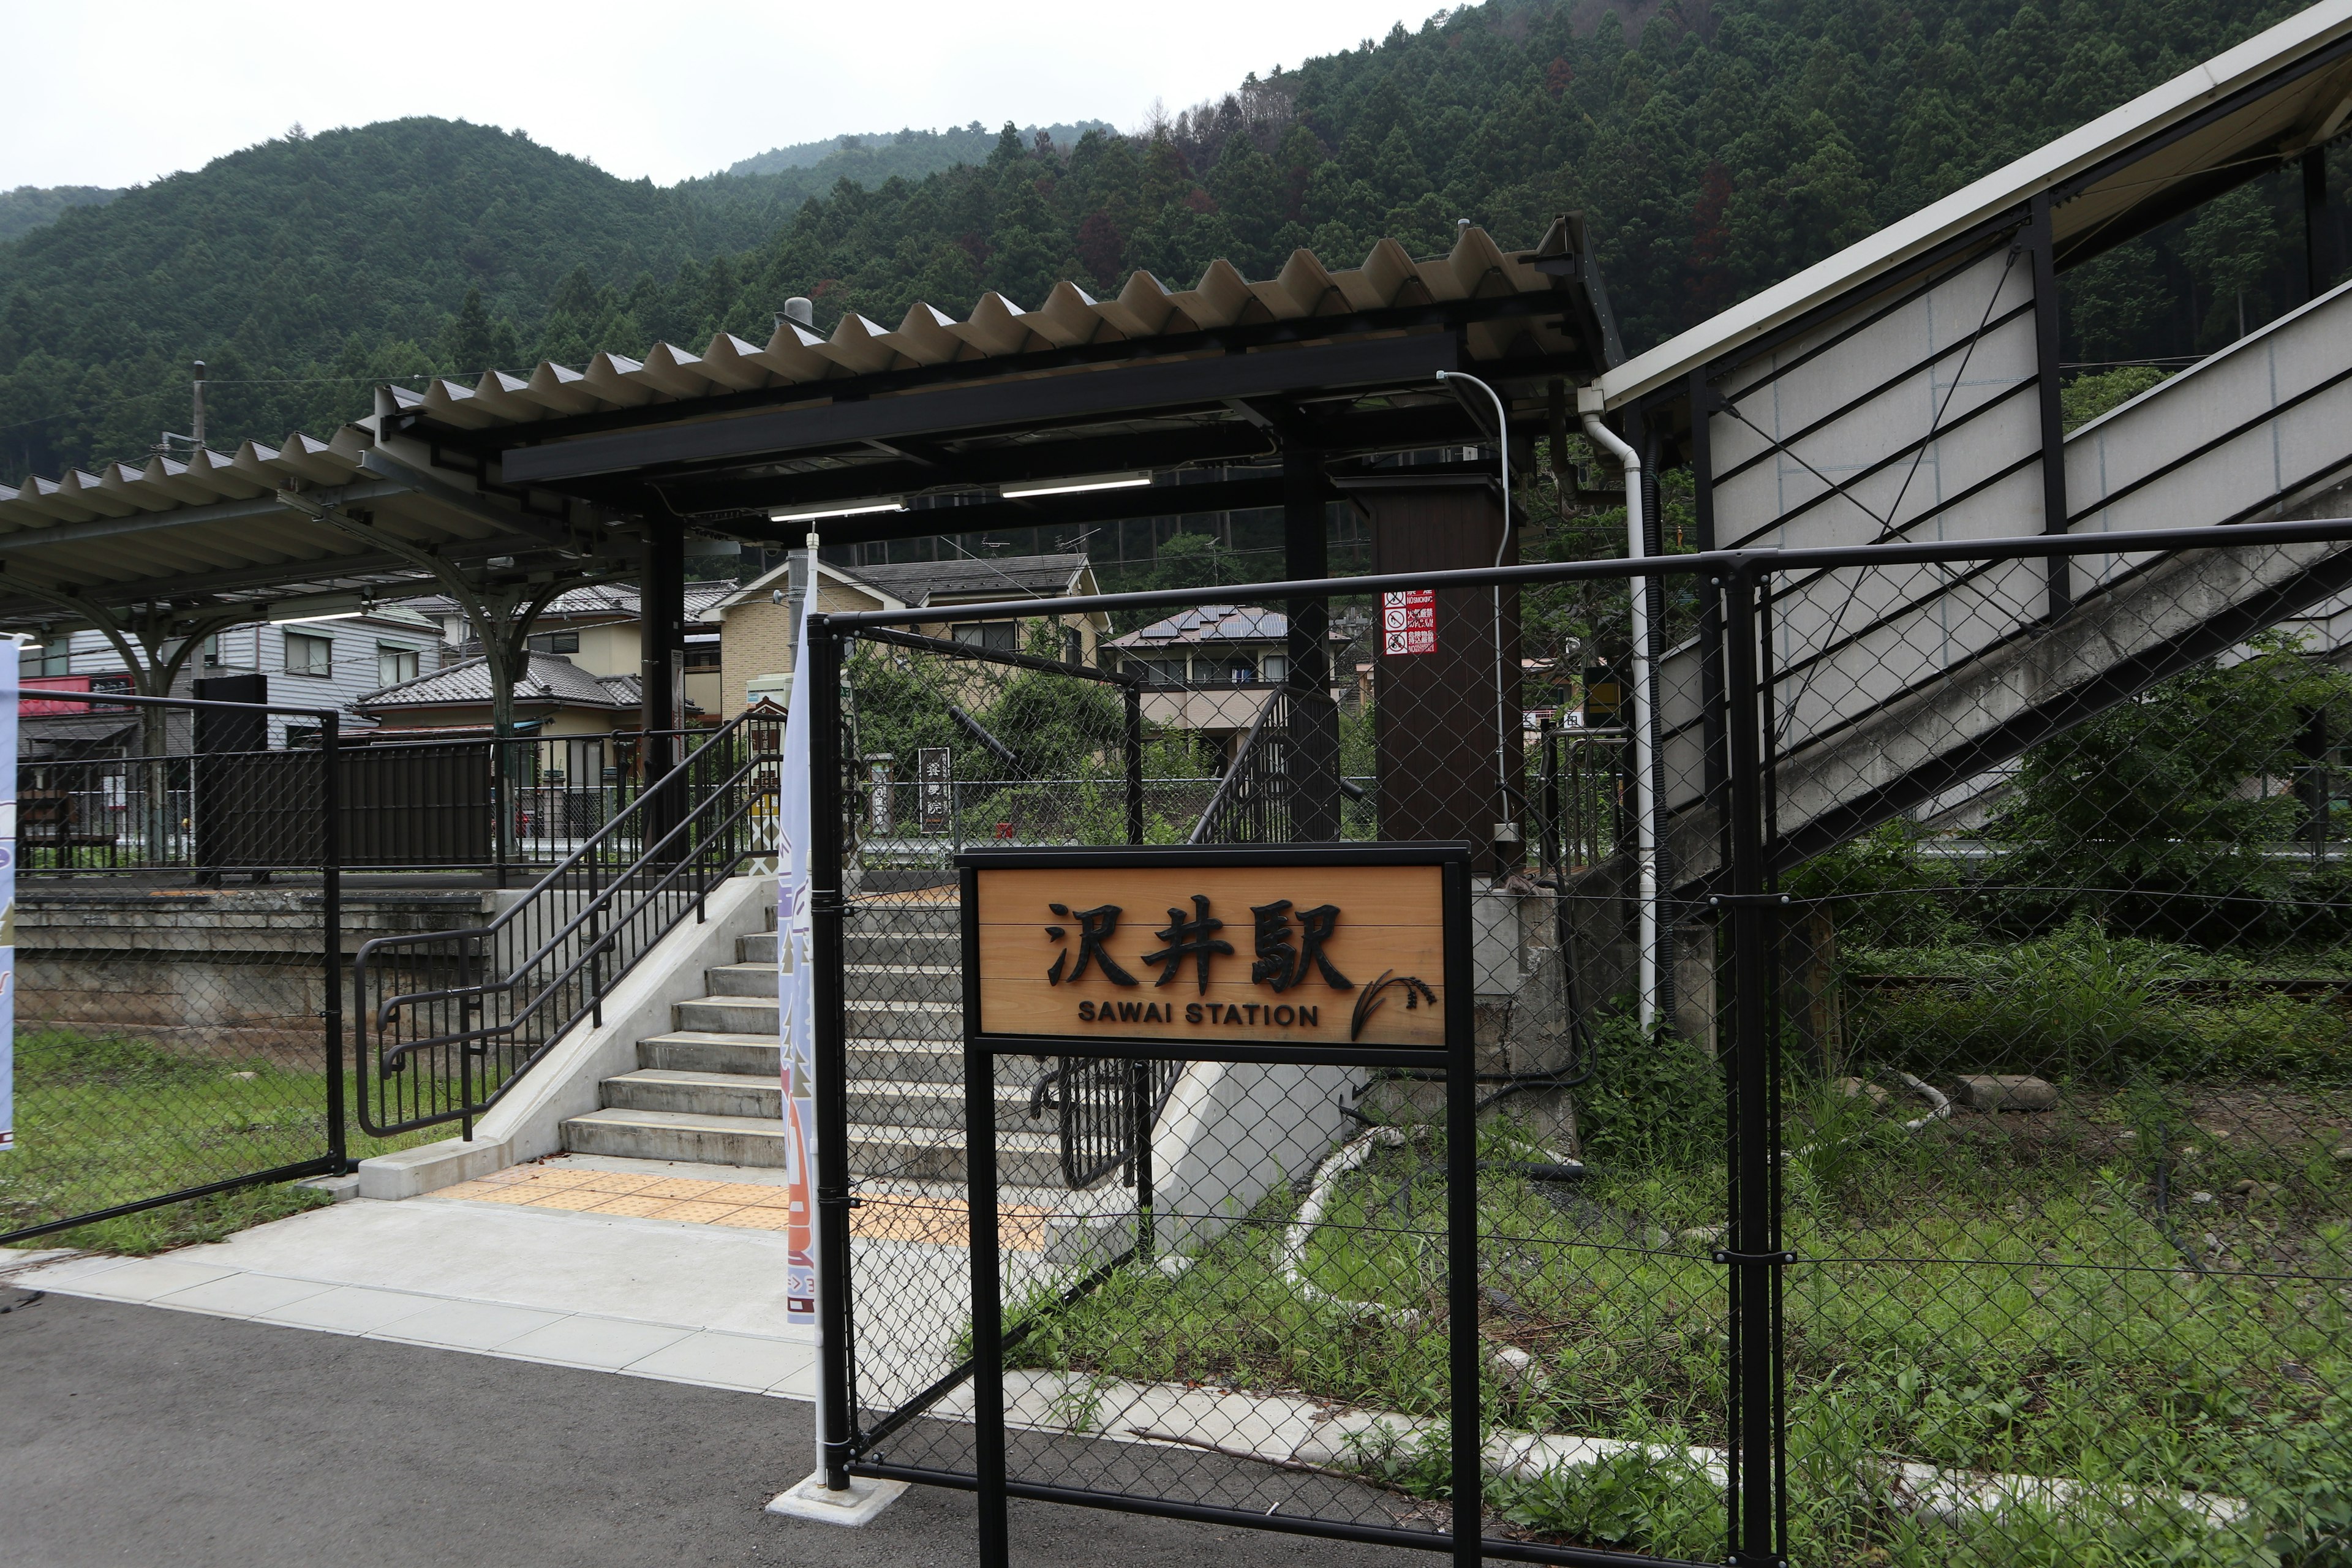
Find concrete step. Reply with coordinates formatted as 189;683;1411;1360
847;906;960;937
639;1030;778;1076
708;962;782;997
851;1080;1041;1133
562;1107;791;1167
676;994;778;1035
739;929;778;965
843;962;959;1003
850;1125;1063;1188
846;999;960;1038
603;1068;779;1120
843;930;960;965
848;1039;965;1082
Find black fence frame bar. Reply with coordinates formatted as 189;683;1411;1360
1;687;350;1247
818;514;2352;633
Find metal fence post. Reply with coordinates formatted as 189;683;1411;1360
1444;849;1481;1568
809;616;858;1494
1123;684;1145;846
322;710;347;1171
1719;565;1785;1567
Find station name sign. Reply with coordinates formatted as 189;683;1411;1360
962;848;1464;1054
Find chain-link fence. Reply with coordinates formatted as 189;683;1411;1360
5;693;360;1246
805;518;2352;1568
812;589;1737;1568
1722;538;2352;1568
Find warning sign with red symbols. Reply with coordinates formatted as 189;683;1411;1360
1380;589;1437;655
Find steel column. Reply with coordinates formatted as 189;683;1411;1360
2307;147;2332;305
322;712;347;1170
2027;192;2071;619
809;616;857;1493
1283;447;1340;841
641;514;688;850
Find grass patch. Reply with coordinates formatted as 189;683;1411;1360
2;1026;447;1254
1000;1087;2352;1566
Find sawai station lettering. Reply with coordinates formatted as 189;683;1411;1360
970;861;1448;1050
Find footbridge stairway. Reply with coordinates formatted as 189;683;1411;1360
1659;266;2352;886
562;899;1061;1185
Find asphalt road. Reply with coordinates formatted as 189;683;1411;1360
0;1289;1435;1568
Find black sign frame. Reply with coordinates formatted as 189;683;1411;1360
955;842;1473;1070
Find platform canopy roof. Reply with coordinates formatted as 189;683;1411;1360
383;219;1623;548
0;221;1621;638
0;422;635;635
1599;0;2352;412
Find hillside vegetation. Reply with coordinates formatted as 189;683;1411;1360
1;0;2331;489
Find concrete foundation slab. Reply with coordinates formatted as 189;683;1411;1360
766;1472;911;1527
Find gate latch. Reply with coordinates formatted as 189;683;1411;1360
1712;1249;1798;1265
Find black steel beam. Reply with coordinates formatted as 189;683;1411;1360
625;401;1498;519
500;334;1465;485
704;475;1297;548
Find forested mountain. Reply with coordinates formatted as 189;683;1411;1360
715;122;1115;184
2;0;2335;490
0;185;125;245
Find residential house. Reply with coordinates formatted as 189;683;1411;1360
1104;605;1351;763
18;608;443;756
714;554;1109;720
410;580;738;722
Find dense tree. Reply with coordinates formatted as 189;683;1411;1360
2;0;2338;490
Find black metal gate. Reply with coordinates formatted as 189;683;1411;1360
805;516;2352;1568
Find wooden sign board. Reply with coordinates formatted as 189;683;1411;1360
961;846;1468;1060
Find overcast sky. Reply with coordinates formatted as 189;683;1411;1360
0;1;1434;192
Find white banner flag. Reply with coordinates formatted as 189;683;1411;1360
0;639;16;1153
778;558;819;1333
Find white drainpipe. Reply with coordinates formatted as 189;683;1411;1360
1576;388;1659;1033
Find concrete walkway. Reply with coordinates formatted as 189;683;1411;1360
6;1164;820;1399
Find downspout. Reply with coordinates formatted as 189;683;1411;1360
1433;371;1518;872
1576;387;1659;1033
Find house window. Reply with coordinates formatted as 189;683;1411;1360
684;644;721;670
951;622;1017;652
283;725;322;750
1219;658;1256;686
378;644;420;685
284;631;333;679
527;630;581;654
1262;653;1287;683
33;642;70;676
1126;657;1189;687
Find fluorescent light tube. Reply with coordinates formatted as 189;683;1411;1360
1001;473;1151;499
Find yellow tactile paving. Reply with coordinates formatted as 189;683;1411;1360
433;1166;1050;1250
630;1177;722;1200
522;1188;616;1211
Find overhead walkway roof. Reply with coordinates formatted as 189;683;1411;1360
1599;0;2352;410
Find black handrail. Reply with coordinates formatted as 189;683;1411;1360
1188;685;1290;845
352;712;782;1137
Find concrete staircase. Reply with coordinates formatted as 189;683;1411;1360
561;900;1065;1186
